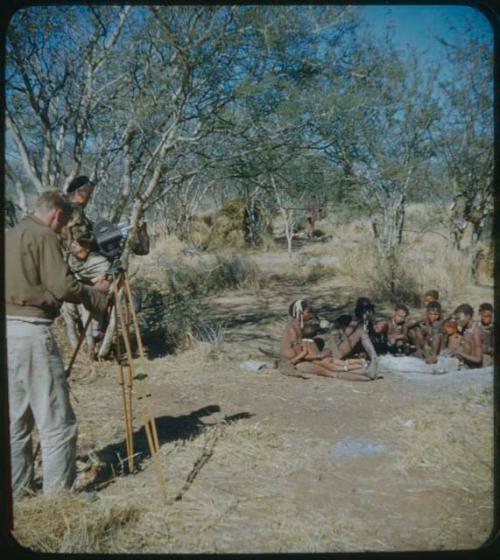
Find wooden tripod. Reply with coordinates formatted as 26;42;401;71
110;265;166;499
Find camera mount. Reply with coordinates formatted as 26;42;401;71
65;265;166;499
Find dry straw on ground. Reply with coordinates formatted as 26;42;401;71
12;494;142;553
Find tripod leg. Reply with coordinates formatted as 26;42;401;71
114;279;157;471
65;313;93;378
112;277;135;473
123;277;161;454
122;275;166;499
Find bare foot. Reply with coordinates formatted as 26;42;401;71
366;359;379;380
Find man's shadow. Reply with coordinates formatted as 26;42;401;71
85;405;253;489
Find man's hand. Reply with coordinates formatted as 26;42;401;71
92;277;111;295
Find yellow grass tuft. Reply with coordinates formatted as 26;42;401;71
13;493;142;553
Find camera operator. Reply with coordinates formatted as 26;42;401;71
60;175;110;345
61;175;97;254
5;191;110;498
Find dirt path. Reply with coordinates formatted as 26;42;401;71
57;272;495;554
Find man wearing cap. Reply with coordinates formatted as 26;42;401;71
61;175;99;263
5;190;111;497
61;176;110;348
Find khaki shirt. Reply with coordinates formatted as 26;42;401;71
5;215;108;320
60;204;96;248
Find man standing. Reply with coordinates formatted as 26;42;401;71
61;175;110;348
5;191;110;498
61;175;97;253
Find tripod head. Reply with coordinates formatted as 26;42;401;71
107;258;126;276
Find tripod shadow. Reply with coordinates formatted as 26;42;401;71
88;405;254;489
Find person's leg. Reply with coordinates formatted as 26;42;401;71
295;361;372;381
318;358;372;380
339;325;378;378
329;357;365;369
413;328;426;357
30;326;78;495
7;326;36;497
334;371;372;382
430;334;443;362
295;361;337;377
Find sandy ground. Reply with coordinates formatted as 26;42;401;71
11;245;495;554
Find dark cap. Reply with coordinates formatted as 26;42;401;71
67;175;94;194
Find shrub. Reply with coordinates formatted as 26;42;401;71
163;292;204;353
131;255;263;354
186;218;212;250
305;263;336;284
208;197;272;249
208;254;263;291
367;254;421;306
165;262;209;297
130;280;170;357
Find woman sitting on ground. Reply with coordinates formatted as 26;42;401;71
326;297;380;378
280;299;374;381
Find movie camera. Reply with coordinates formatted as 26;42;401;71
93;219;133;260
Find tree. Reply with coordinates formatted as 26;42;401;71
6;6;131;200
312;38;439;261
431;27;493;280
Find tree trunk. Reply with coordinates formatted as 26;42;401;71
282;208;294;257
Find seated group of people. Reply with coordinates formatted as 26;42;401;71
280;290;494;382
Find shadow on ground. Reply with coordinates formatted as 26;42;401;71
88;405;254;490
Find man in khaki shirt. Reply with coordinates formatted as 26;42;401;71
5;191;110;498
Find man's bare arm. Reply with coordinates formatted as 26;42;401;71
454;329;483;366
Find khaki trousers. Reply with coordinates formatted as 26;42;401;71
7;317;77;497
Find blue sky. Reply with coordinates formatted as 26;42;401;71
357;4;493;61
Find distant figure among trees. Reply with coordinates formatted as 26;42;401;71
304;196;320;237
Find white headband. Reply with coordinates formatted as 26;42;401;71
293;299;305;327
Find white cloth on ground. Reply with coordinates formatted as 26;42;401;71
378;354;462;375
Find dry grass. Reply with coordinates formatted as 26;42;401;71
12;351;494;554
332;217;486;304
12;494;142;553
381;384;493;494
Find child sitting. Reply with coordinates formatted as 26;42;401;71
411;301;444;364
477;303;494;367
442;319;464;355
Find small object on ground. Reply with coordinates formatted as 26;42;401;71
240;360;268;372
